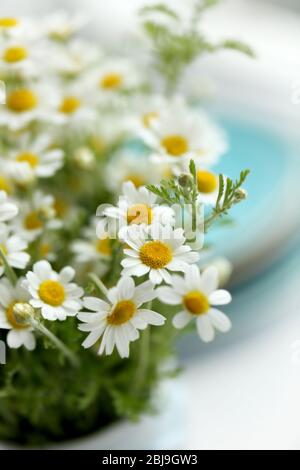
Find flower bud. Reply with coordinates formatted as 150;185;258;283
73;147;95;170
178;173;193;189
234;188;247;201
13;302;35;325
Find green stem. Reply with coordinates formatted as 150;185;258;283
0;250;17;285
88;273;108;298
29;317;79;368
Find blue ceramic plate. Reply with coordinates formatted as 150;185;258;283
206;115;300;284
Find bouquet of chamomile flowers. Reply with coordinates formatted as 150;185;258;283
0;1;252;446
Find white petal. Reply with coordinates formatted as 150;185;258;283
196;315;215;342
121;258;141;268
59;266;75;283
137;309;165;326
200;266;219;295
115;327;130;358
132;280;156;307
184;265;201;290
117;276;135;299
122;264;150;277
33;260;53;280
23;331;36;351
172;310;192;329
83;296;109;312
209;290;232;306
208;308;232;333
130;315;148;330
6;330;23;348
156;286;181;305
82;327;105;348
149;269;162;285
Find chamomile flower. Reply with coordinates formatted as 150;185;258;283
0;17;35;39
13;191;62;242
142;98;227;168
8;134;64;181
72;218;112;264
0;36;46;78
23;260;83;321
93;59;142;104
51;39;101;78
157;265;232;342
0;190;18;221
96;181;174;239
0;277;35;350
104;151;171;193
121;225;199;285
195;168;220;205
43;12;88;42
0;224;30;276
0;84;58;131
78;276;165;358
55;79;96;127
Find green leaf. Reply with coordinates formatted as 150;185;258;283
139;3;179;21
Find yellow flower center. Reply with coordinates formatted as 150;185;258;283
100;73;123;90
127;204;153;225
16;152;39;168
0;18;19;28
59;96;81;114
139;240;172;269
197;170;218;194
183;290;210;315
0;175;12;193
24;211;43;230
3;46;28;63
142;111;159;127
107;300;136;325
125;174;145;188
96;238;112;256
38;280;65;307
161;135;189;157
6;301;29;329
7;89;38;113
39;242;51;258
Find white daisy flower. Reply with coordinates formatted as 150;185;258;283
12;191;62;242
129;94;167;133
54;78;97;128
43;12;88;42
78;276;165;358
141;98;227;168
7;134;64;181
195;168;220;205
96;181;175;239
157;265;232;342
0;17;36;39
91;59;142;104
121;225;199;285
104;151;171;193
23;260;83;321
0;224;30;276
0;190;18;222
72;218;112;264
50;39;101;78
0;277;35;350
0;83;58;131
0;36;46;78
